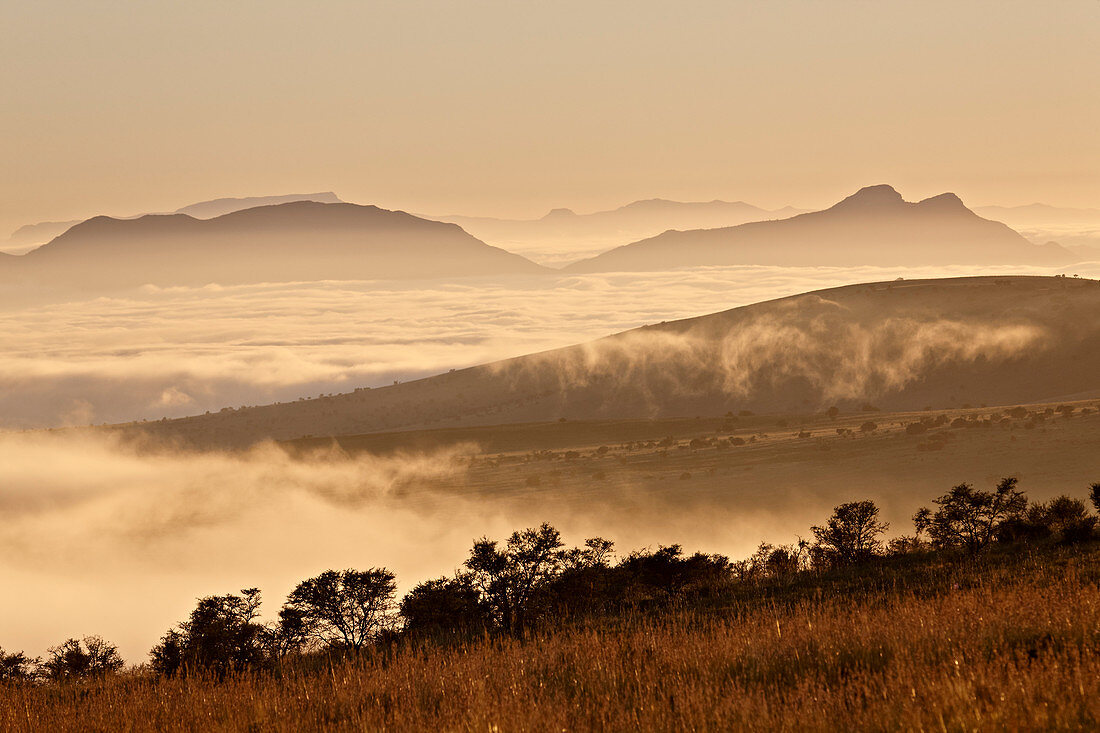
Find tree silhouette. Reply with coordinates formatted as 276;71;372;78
464;523;565;634
400;574;491;637
150;588;268;677
283;568;397;650
918;477;1027;554
0;647;37;683
811;500;887;566
39;636;123;681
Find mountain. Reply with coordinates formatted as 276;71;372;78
124;275;1100;448
174;192;343;219
564;185;1075;272
5;193;345;252
6;220;83;251
974;203;1100;228
974;204;1100;261
428;199;808;266
1;202;547;290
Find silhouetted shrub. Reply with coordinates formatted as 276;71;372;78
0;648;37;683
283;569;397;650
612;545;732;606
39;636;123;681
150;588;270;677
810;500;888;568
464;523;566;635
917;478;1027;554
1089;482;1100;514
400;575;492;638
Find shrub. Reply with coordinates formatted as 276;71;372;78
810;501;887;568
917;478;1027;554
400;575;492;638
283;569;397;651
0;648;37;684
150;588;269;677
38;636;123;681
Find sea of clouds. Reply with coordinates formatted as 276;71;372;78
3;262;1098;430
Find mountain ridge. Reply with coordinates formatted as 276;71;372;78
564;185;1073;272
2;201;547;290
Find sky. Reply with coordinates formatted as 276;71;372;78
3;0;1100;237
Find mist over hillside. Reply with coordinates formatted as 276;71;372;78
125;275;1100;448
566;186;1074;272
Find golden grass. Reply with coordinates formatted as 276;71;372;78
6;547;1100;731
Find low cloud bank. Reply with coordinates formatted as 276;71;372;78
3;263;1097;429
0;431;864;662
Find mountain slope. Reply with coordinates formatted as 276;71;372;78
125;275;1100;448
565;186;1074;272
2;202;547;290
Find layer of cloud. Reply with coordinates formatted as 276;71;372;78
3;263;1098;430
0;432;803;663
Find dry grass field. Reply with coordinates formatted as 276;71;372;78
5;543;1100;731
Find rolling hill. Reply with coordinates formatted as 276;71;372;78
124;275;1100;448
565;185;1074;272
0;202;547;290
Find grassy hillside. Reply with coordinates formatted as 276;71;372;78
5;542;1100;731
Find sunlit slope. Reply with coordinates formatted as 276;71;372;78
122;275;1100;448
1;202;547;290
565;185;1073;272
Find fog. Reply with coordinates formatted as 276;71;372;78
3;261;1099;663
0;431;859;662
3;262;1098;430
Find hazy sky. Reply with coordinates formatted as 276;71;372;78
3;0;1099;236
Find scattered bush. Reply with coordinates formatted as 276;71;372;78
916;478;1027;554
39;636;123;682
810;501;888;568
283;569;397;650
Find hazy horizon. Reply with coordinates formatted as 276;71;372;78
4;1;1099;239
4;2;1100;707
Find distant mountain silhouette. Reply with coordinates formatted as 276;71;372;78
7;220;83;250
428;199;808;264
564;185;1074;272
973;203;1100;261
174;192;343;219
5;193;346;252
127;275;1100;448
1;202;547;290
974;203;1100;227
